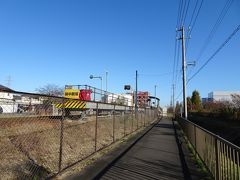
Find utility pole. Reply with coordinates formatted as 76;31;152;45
180;26;188;119
135;70;138;113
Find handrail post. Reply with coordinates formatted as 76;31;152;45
194;124;197;158
113;104;115;142
144;108;146;127
215;137;219;180
131;106;133;132
95;103;98;152
136;110;138;129
124;106;126;136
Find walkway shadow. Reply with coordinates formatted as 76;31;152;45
101;157;184;180
154;123;174;129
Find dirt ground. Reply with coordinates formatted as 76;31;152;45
0;113;151;179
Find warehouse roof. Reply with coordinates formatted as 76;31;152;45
0;84;14;92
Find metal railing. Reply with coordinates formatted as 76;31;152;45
177;116;240;180
0;90;158;179
65;84;134;106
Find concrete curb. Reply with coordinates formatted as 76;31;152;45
68;120;159;180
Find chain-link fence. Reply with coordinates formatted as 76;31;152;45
0;90;158;179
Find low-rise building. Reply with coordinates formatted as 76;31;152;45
208;91;240;102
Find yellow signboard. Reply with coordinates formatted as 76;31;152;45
64;89;80;99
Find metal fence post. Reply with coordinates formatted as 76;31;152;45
215;137;219;180
124;106;126;136
58;99;65;173
144;108;146;127
136;110;138;129
148;109;150;125
95;103;98;152
131;107;133;132
113;105;115;142
93;88;96;101
194;124;197;158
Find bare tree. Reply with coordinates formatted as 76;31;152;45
231;94;240;109
36;84;64;96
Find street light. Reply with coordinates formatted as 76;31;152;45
89;75;103;100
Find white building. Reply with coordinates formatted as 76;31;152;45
162;107;167;117
107;93;133;106
208;91;240;102
0;84;43;113
0;92;18;113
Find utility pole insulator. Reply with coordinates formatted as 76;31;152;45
187;61;196;66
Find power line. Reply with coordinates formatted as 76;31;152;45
186;0;204;51
188;24;240;83
188;0;203;35
183;0;191;25
172;38;178;83
187;0;231;79
196;0;234;62
173;0;184;84
140;71;179;77
188;0;199;28
180;0;187;26
177;0;183;28
175;40;181;85
175;89;183;101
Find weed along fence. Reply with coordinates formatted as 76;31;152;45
0;90;158;179
177;116;240;180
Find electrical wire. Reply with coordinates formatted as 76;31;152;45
186;0;204;51
187;0;231;80
183;0;191;25
173;0;184;84
196;0;234;62
172;38;178;83
175;40;181;86
177;0;183;28
188;24;240;83
188;0;204;35
180;0;187;26
188;0;199;29
175;89;183;101
140;71;180;77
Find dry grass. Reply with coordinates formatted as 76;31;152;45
0;113;154;179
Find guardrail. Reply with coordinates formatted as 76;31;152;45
177;116;240;180
0;90;159;179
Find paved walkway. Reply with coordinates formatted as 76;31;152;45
99;118;207;180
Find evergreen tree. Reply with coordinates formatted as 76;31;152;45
191;90;202;111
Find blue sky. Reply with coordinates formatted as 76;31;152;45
0;0;239;106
